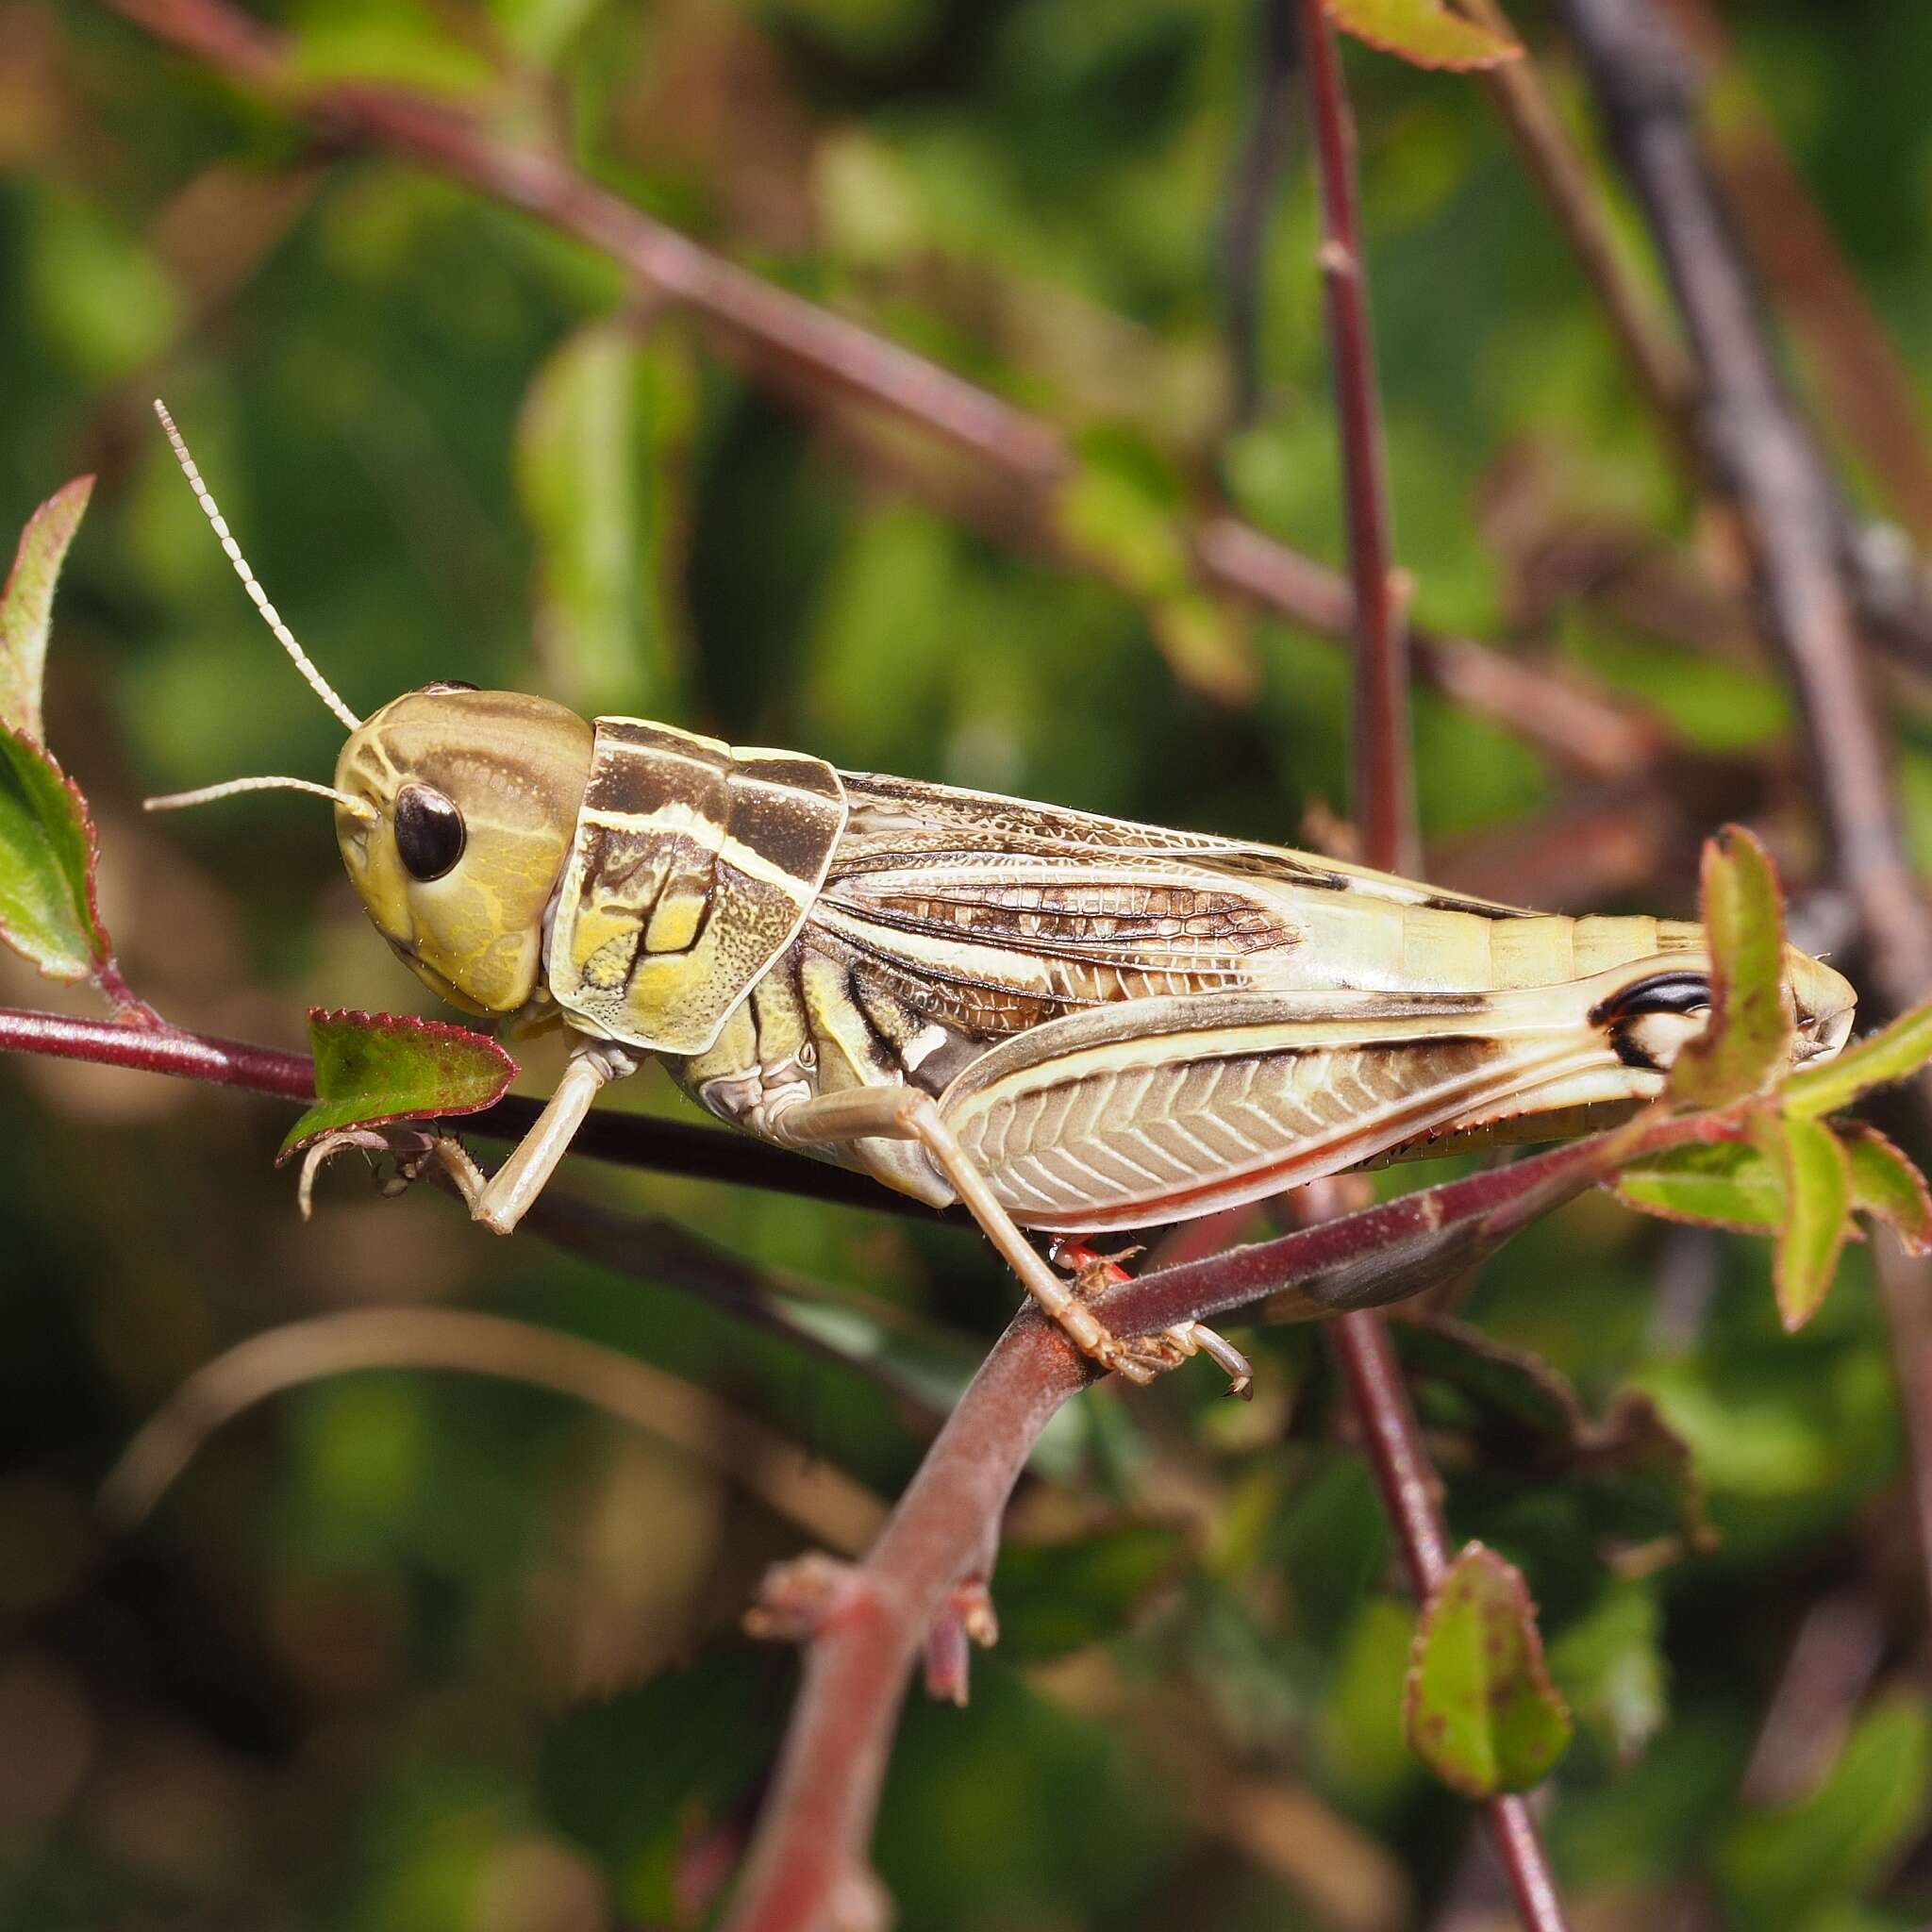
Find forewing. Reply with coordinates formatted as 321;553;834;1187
817;772;1524;1036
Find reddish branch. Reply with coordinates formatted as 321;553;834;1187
720;1315;1090;1932
1300;3;1415;878
0;1005;935;1217
716;1124;1639;1932
1298;10;1569;1931
95;0;1663;781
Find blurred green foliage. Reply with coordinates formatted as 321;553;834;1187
3;1;1932;1929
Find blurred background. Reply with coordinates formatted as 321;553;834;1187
4;1;1932;1926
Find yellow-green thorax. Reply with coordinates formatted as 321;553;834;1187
334;687;594;1016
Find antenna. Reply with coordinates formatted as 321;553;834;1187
144;774;380;824
152;398;364;733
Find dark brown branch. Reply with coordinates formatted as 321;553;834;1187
1558;0;1932;1662
1559;0;1932;1029
1660;0;1932;544
96;0;1662;780
1456;0;1701;465
1449;1;1932;702
714;1115;1673;1930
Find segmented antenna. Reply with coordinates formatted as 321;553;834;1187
144;774;379;824
151;398;364;732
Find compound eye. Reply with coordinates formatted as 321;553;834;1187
1592;970;1712;1024
418;679;478;695
393;783;467;881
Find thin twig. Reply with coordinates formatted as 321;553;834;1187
1455;0;1932;697
97;0;1660;777
0;1003;938;1218
1455;0;1700;466
1298;9;1569;1928
1221;0;1303;431
100;1306;891;1554
1300;1;1414;876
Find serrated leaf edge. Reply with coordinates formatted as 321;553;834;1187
276;1008;519;1161
0;722;111;981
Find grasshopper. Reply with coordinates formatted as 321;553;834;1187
145;403;1857;1390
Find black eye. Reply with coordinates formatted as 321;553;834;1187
393;783;466;881
1591;969;1712;1024
418;679;478;695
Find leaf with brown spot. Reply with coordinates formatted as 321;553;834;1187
1405;1542;1571;1798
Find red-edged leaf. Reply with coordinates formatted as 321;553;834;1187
1669;824;1794;1108
1840;1123;1932;1256
0;725;108;981
1613;1138;1782;1236
1405;1542;1571;1798
1325;0;1522;72
277;1009;518;1159
0;475;93;744
1751;1112;1854;1332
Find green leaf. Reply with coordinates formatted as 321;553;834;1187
1718;1698;1932;1931
514;320;693;719
1614;1138;1782;1235
1783;998;1932;1121
1544;1584;1667;1766
0;475;92;743
1754;1113;1854;1332
1325;0;1522;71
1404;1542;1571;1798
1669;824;1794;1108
0;725;107;981
1840;1123;1932;1254
277;1009;519;1158
993;1521;1190;1662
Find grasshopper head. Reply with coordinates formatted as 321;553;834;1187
1784;947;1857;1065
334;686;594;1017
140;404;600;1021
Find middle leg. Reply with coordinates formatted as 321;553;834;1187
776;1083;1246;1390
